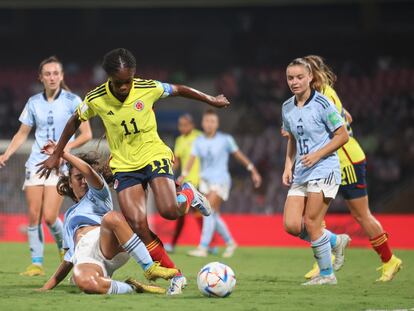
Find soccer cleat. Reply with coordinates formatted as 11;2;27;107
304;255;335;279
125;278;166;294
302;274;337;286
182;182;212;216
332;234;351;271
20;264;45;276
222;242;238;258
59;249;65;262
376;255;402;282
143;262;179;281
167;275;187;295
187;246;208;257
208;246;219;255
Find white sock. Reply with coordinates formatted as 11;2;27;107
122;234;153;271
107;280;134;294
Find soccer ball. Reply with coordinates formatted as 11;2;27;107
197;262;236;297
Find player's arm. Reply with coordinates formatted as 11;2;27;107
171;84;230;108
344;109;353;124
36;112;81;178
38;260;73;291
232;150;262;188
282;132;296;186
301;125;349;168
177;154;196;184
42;140;104;189
65;120;92;152
0;124;32;168
172;154;181;172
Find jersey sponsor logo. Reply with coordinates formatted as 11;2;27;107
107;110;115;116
134;101;145;111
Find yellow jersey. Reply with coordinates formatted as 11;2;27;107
77;78;174;173
174;129;202;187
322;85;366;185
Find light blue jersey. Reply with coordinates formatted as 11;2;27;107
18;89;81;170
282;90;344;185
191;131;239;186
62;179;112;262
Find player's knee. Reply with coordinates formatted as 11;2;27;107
75;275;102;294
102;211;124;229
159;206;178;220
284;221;301;236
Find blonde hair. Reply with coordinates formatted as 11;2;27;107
303;55;337;92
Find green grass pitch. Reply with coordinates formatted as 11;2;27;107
0;243;413;311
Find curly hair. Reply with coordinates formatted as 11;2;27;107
303;55;337;92
57;152;113;202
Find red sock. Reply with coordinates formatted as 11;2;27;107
146;237;177;269
177;189;194;213
370;232;393;263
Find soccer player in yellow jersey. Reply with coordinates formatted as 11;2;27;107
303;55;402;282
164;113;202;253
37;48;230;294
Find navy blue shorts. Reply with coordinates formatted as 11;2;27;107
339;161;368;200
113;159;174;193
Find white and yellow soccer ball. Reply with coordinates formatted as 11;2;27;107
197;262;236;297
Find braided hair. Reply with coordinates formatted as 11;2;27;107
102;48;136;76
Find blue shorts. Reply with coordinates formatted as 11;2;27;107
339;161;368;200
113;159;174;193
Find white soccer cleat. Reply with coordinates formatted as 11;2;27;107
332;234;351;271
302;274;337;286
222;242;238;258
187;246;208;257
182;182;212;216
167;275;187;295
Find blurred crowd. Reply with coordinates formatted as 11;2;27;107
1;57;413;213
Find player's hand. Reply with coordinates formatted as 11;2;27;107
210;94;230;108
282;169;293;187
41;140;57;156
251;170;262;188
0;154;9;168
177;175;185;185
301;152;321;168
36;153;61;179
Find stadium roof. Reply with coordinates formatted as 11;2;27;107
0;0;406;8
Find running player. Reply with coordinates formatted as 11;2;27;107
303;55;402;282
38;141;178;294
183;109;262;258
164;113;202;253
0;56;92;276
282;58;349;285
36;48;229;294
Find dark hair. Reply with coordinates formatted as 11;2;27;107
102;48;136;76
203;108;218;117
38;56;70;91
57;152;113;202
179;113;194;124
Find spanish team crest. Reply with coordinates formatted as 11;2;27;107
134;101;144;111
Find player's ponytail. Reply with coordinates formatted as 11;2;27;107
38;55;71;91
304;55;337;91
